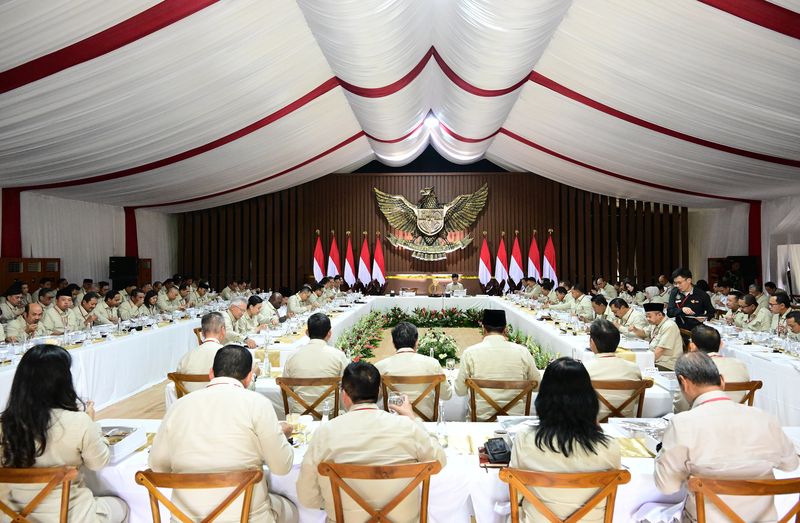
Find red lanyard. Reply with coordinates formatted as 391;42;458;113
697;396;731;407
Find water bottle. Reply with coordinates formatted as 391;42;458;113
321;399;332;423
436;399;448;447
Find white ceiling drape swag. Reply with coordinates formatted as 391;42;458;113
0;0;797;212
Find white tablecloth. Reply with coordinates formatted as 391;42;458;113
84;418;800;523
0;320;199;411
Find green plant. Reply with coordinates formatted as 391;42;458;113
417;328;460;366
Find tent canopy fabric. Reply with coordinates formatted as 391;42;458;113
1;0;799;213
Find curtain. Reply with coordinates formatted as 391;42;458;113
762;194;800;284
687;205;749;282
135;209;178;281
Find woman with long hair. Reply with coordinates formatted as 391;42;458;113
510;357;621;522
0;344;128;522
143;290;159;315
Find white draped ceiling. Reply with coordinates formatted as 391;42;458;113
1;0;799;212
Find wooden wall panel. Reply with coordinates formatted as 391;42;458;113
177;172;688;292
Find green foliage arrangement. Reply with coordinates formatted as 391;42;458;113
416;328;459;366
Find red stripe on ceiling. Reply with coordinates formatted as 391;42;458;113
497;127;753;204
530;72;800;168
437;120;499;143
431;47;529;97
0;0;221;94
21;78;341;190
142;131;366;208
699;0;800;39
339;49;434;98
365;119;426;143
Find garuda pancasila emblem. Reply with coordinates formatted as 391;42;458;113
374;184;488;261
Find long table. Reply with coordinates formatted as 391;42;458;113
86;418;800;523
0;319;199;410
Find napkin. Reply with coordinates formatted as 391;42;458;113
135;433;157;453
617;437;655;458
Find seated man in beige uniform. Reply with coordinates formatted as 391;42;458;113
175;312;226;393
283;313;350;415
188;282;213;307
36;289;55;311
723;290;745;327
297;361;446;521
74;279;95;307
5;303;46;342
787;311;800;341
151;345;298;522
237;295;271;335
738;294;772;331
545;286;572;311
609;298;647;335
595;277;618;299
375;322;452;420
223;297;256;348
445;273;464;294
590;295;616;322
177;283;195;308
748;283;770;310
584;319;643;420
0;283;24;324
769;292;793;334
93;290;122;325
31;277;52;303
219;280;239;301
70;291;100;330
157;285;185;313
673;324;750;413
630;302;683;370
454;309;540;420
287;286;316;315
570;283;594;320
40;289;74;335
118;288;146;321
656;352;798;523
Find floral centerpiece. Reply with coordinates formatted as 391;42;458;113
417;328;459;366
335;310;383;360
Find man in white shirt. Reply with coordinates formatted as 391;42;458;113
283;313;350;415
454;309;540;420
584;319;643;420
176;312;227;393
655;352;798;523
375;322;453;420
297;361;446;521
609;298;647;335
151;345;298;522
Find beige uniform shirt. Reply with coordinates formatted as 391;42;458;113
237;312;263;336
723;309;745;328
188;290;213;307
755;293;769;311
176;339;224;393
297;404;446;522
741;306;772;332
222;310;247;344
150;377;294;523
68;306;94;331
118;299;145;321
93;301;118;325
287;293;312;314
649;318;683;370
571;294;593;319
656;390;798;523
584;353;643;420
454;335;541;420
219;286;237;301
673;355;750;413
4;316;46;342
0;409;113;523
0;301;21;323
374;349;453;420
600;283;617;298
445;282;464;293
157;294;183;313
788;329;800;341
771;310;791;331
40;305;72;335
616;308;647;335
549;293;573;311
282;339;350;415
510;429;621;522
0;322;4;341
257;301;279;325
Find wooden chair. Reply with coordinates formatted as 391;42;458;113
168;372;211;399
276;376;341;420
687;475;800;523
135;468;263;523
591;379;654;422
465;378;538;422
0;466;78;523
722;380;763;406
317;461;442;523
499;468;631;523
380;374;446;422
193;327;203;345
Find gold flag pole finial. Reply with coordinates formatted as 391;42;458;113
330;229;335;236
482;231;487;237
514;229;519;236
315;229;320;236
363;231;368;236
346;231;351;236
501;231;506;237
548;228;554;234
533;229;537;236
376;231;382;237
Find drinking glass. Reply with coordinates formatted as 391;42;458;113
445;358;455;372
388;393;403;414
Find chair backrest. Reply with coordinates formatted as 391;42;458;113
499;467;631;523
590;379;654;422
317;460;442;523
380;374;446;422
275;376;341;420
688;475;800;523
168;372;211;399
722;380;763;406
193;327;203;345
465;378;538;422
135;468;263;523
0;466;78;523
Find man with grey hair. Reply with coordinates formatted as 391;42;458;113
223;297;256;348
176;312;227;393
656;352;797;523
375;322;452;420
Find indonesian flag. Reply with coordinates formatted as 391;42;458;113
357;235;371;284
372;235;386;285
495;235;510;293
343;235;356;287
543;233;558;287
327;233;341;278
478;236;492;286
313;234;325;282
509;234;524;289
528;233;541;281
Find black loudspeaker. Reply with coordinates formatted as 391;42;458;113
109;257;138;290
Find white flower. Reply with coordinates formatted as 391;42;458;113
438;353;446;359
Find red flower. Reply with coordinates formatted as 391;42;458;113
353;355;361;362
